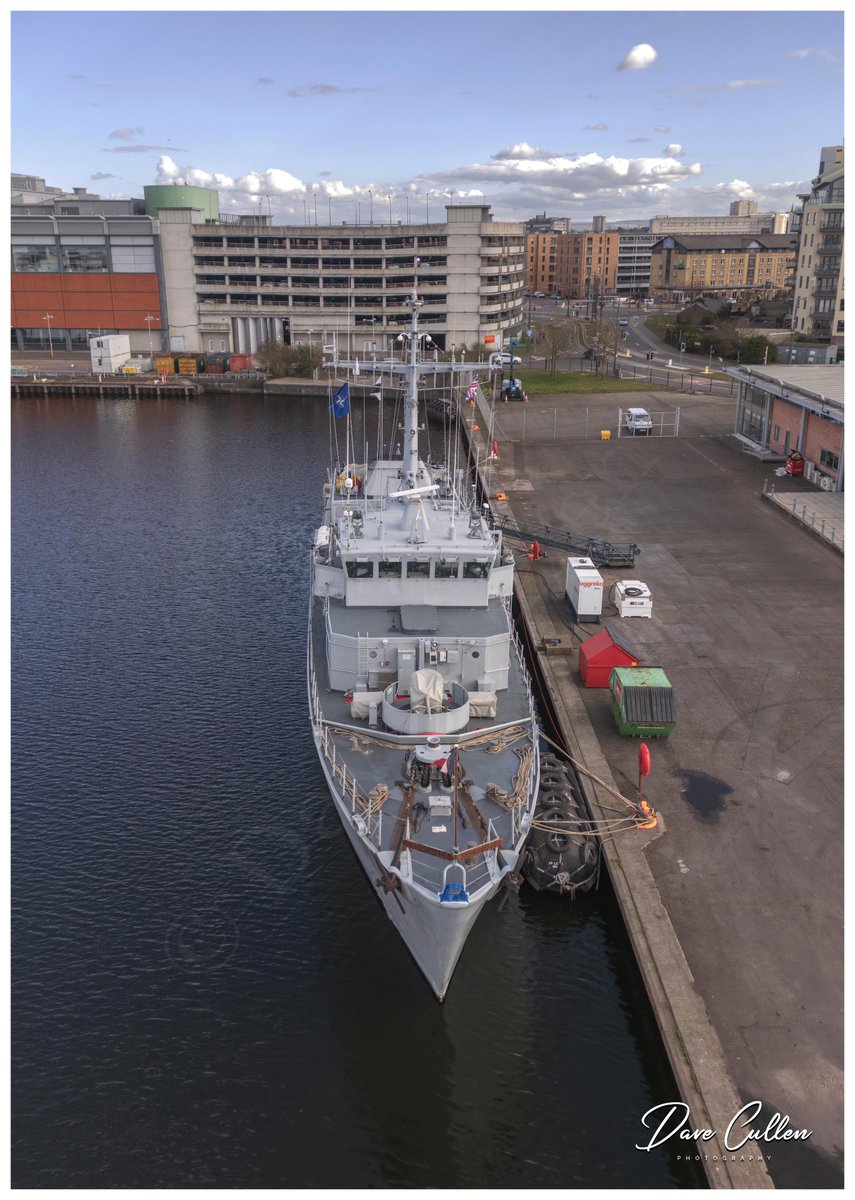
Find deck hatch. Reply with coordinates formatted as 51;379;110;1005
400;604;439;631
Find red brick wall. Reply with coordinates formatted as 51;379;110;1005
803;414;842;477
769;398;805;453
12;273;161;329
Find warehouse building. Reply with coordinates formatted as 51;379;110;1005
732;363;844;491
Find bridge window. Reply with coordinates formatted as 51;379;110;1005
434;560;458;579
463;561;490;579
378;559;401;578
345;560;374;579
406;561;431;578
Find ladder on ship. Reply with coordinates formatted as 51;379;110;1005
489;514;640;568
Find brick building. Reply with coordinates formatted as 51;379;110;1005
732;364;844;491
649;233;795;302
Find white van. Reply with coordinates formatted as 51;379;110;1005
624;407;653;435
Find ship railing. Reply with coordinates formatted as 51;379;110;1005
318;723;383;844
404;836;502;898
510;622;535;711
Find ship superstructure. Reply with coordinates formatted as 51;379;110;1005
307;288;539;998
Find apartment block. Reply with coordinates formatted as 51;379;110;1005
649;234;795;301
790;145;844;347
525;231;562;294
554;230;620;299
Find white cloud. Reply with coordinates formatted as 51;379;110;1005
724;78;776;90
654;124;670;133
150;149;806;227
617;44;657;71
584;122;609;131
492;142;556;160
110;127;145;141
663;143;683;156
785;47;836;61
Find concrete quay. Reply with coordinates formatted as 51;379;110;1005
471;388;843;1189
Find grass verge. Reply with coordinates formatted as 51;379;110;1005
515;369;668;394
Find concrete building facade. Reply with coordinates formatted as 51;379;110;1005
161;199;525;355
790;145;844;348
650;211;790;236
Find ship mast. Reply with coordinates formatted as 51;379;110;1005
401;282;423;491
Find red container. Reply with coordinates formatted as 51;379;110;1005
579;627;641;688
786;451;805;477
228;353;253;371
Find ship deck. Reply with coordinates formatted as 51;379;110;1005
310;596;538;899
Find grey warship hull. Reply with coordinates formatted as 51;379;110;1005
307;293;539;999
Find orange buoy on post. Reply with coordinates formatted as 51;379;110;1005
637;741;651;794
528;540;542;560
492;440;499;458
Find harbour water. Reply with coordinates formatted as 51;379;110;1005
12;393;705;1189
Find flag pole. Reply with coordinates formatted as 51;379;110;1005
453;753;459;856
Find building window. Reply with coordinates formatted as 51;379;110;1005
819;448;840;472
60;245;109;272
12;244;59;272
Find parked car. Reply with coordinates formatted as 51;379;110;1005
496;351;522;365
618;317;629;326
533;291;545;297
582;348;594;360
624;407;653;435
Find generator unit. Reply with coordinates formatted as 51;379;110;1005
565;557;604;622
614;580;653;618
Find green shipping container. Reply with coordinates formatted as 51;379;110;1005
609;666;676;738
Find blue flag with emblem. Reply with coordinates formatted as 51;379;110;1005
328;383;351;418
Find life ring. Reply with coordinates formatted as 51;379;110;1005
344;690;353;704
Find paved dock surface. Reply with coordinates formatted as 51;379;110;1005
476;389;843;1189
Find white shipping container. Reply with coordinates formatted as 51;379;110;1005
90;334;131;374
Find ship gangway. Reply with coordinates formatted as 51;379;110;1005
487;513;640;569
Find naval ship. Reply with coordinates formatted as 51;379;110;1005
307;287;540;999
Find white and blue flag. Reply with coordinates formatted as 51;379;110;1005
328;383;351;418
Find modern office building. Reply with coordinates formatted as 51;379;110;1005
790;145;844;348
614;228;657;296
12;176;525;356
649;233;795;302
11;177;164;353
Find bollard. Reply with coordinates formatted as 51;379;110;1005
821;520;826;535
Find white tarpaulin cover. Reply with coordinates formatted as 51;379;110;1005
410;669;445;713
469;691;497;717
350;691;384;719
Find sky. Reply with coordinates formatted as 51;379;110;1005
10;4;845;226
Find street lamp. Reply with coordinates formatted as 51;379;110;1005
144;314;159;358
43;312;54;357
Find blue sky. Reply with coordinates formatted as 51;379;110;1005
11;7;844;224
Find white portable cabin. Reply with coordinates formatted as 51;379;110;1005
89;335;131;374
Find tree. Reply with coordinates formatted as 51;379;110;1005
256;339;322;378
740;336;778;365
539;318;574;375
588;316;621;372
